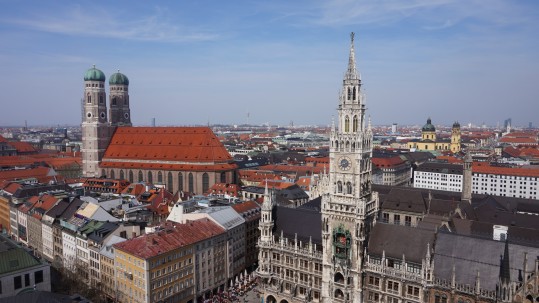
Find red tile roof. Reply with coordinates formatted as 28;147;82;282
258;164;323;174
231;200;261;214
371;156;405;168
473;162;539;178
296;176;312;189
114;219;225;259
101;127;235;170
8;141;36;153
259;180;295;189
499;137;537;144
0;167;56;183
1;182;22;194
208;183;241;196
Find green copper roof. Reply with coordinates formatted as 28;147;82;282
109;70;129;85
84;65;106;82
422;118;436;132
0;247;41;275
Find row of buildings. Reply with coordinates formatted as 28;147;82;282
0;177;263;302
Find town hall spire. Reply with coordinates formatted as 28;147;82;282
345;32;360;81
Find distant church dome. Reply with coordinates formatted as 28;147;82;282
453;121;461;128
422;118;436;132
109;71;129;85
84;65;106;82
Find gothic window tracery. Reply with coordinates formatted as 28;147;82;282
345;116;350;132
353;87;356;101
347;88;351;100
346;182;352;194
353;115;358;132
337;181;343;193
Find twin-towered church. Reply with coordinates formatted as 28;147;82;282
81;67;236;195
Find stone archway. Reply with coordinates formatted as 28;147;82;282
266;295;277;303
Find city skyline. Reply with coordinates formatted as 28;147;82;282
1;0;538;127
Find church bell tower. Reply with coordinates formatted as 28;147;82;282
321;33;379;303
81;66;112;177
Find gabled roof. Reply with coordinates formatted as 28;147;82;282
114;219;225;259
101;127;234;170
274;205;321;244
433;232;539;291
7;141;36;153
368;223;435;263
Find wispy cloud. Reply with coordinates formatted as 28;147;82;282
275;0;538;30
3;5;218;43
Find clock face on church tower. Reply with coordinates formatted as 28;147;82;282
338;157;351;171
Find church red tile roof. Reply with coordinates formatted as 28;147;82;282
101;127;235;171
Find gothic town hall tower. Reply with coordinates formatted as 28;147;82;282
321;33;379;303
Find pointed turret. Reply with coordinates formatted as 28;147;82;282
345;32;360;81
500;239;511;284
262;182;273;211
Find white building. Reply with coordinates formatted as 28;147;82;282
413;162;463;192
472;163;539;199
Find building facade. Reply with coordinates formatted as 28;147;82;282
413;162;463;192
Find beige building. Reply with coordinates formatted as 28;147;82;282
407;119;461;153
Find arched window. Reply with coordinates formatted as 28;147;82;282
202;173;209;194
128;170;134;182
188;173;194;193
101;169;106;177
147;171;153;184
335;141;339;150
337;181;343;193
346;182;352;194
334;272;345;283
353;115;358;132
99;95;104;104
110;170;115;179
119;170;124;180
138;170;143;182
157;171;163;183
87;94;91;103
345;116;350;132
353;87;356;100
351;142;355;152
112;97;117;106
346;141;350;150
220;172;226;183
178;173;184;191
167;172;173;192
347;87;351;100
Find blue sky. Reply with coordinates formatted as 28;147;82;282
1;0;538;127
